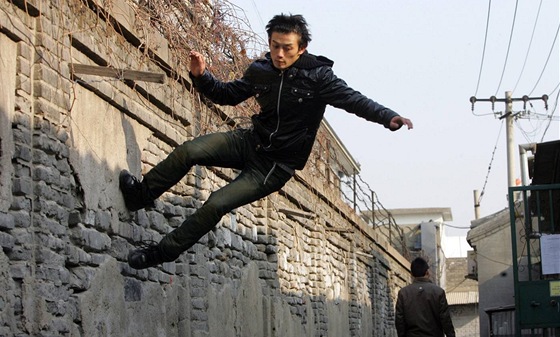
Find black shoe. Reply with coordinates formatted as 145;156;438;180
119;170;154;211
128;243;167;269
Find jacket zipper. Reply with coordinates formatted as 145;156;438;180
263;162;277;185
265;70;284;150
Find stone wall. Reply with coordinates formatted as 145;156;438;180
450;305;479;337
0;0;410;336
446;258;479;337
467;208;514;337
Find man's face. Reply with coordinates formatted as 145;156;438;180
269;32;306;70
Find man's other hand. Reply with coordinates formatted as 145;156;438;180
389;116;413;131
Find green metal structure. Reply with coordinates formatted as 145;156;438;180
509;183;560;337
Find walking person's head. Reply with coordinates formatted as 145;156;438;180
410;257;430;277
266;14;311;70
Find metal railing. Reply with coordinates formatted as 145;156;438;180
508;183;560;337
339;173;410;259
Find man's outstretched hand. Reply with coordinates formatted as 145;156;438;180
189;51;206;78
389;116;414;131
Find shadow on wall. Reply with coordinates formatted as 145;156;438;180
0;84;398;336
0;33;17;212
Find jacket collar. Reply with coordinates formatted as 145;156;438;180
413;277;432;283
265;51;334;70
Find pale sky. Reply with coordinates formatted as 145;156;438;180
228;0;560;256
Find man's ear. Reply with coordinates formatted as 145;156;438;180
298;46;306;55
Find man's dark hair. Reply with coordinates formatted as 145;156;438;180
266;14;312;49
410;257;430;277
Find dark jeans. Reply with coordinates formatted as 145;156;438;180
142;129;293;260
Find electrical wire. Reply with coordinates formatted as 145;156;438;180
471;111;501;117
549;81;560;98
446;278;469;293
515;118;543;144
512;0;543;94
248;0;265;31
528;21;560;96
443;223;472;230
475;250;513;267
474;0;493;97
494;0;519;97
477;120;505;206
540;88;560;142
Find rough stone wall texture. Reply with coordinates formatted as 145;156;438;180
0;0;410;336
446;258;479;337
450;305;479;337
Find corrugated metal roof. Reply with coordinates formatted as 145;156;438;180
447;291;479;305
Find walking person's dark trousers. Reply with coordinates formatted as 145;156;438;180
142;128;293;260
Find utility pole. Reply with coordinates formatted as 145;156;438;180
470;91;549;190
473;190;481;219
505;91;515;188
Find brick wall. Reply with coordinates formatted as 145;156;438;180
0;1;410;336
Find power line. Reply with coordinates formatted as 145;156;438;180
494;0;519;97
248;0;265;30
474;0;493;97
512;0;543;94
548;81;560;98
443;223;472;230
541;88;560;142
477;120;504;206
515;118;545;144
528;21;560;96
476;250;513;267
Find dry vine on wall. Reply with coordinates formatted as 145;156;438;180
138;0;402;243
5;0;405;253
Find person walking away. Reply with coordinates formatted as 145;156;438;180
395;257;455;337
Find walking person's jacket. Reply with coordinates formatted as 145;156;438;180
395;277;456;337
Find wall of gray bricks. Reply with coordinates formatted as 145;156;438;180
0;0;410;336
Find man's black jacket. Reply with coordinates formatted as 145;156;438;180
190;51;399;170
395;277;456;337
